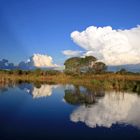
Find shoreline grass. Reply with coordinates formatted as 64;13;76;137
0;73;140;93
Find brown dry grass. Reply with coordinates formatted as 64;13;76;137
0;73;140;90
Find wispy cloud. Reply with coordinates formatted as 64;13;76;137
71;25;140;65
62;50;83;57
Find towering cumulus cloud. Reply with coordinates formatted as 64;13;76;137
29;54;57;67
71;25;140;65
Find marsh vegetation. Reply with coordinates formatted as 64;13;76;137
0;56;140;94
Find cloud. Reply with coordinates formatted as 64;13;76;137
0;59;15;69
62;50;83;57
70;92;140;128
0;53;58;70
71;25;140;65
28;54;57;67
18;53;58;69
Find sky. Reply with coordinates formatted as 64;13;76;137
0;0;140;67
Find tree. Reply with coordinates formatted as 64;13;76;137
80;56;97;72
64;56;107;74
64;57;81;74
116;68;127;74
94;62;107;73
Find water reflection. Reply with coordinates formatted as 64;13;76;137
64;85;105;105
0;82;15;93
0;83;59;98
0;82;60;98
18;83;59;98
70;91;140;129
1;81;140;130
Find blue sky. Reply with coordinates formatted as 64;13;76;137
0;0;140;66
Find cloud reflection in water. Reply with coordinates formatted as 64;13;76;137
70;92;140;128
20;84;59;98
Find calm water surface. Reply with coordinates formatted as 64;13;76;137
0;83;140;140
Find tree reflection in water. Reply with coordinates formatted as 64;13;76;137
64;85;105;105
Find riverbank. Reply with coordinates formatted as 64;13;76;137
0;73;140;93
1;73;140;81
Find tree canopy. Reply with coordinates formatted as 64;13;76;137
64;56;107;74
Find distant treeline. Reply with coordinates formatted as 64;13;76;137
0;68;140;77
0;69;61;76
0;56;140;76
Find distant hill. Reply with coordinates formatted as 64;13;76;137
108;63;140;72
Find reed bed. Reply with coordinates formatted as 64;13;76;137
0;73;140;92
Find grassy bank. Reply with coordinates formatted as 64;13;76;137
0;72;140;93
1;72;140;82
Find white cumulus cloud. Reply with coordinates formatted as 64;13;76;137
71;25;140;65
62;50;83;57
29;54;57;67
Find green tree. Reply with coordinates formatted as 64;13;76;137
117;68;127;74
94;62;107;73
64;56;98;74
64;57;81;74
